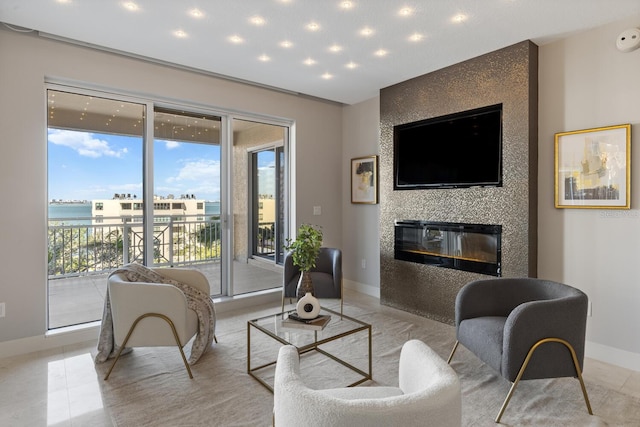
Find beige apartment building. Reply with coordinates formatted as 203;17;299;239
91;194;206;225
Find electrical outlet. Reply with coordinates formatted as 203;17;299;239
0;302;5;318
361;258;366;269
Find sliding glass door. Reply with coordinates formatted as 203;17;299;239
46;86;291;329
152;107;223;295
47;88;223;328
232;119;287;295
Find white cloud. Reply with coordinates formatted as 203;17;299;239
165;140;180;150
48;129;128;158
258;163;276;196
164;159;221;200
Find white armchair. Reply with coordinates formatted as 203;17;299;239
273;339;461;427
103;267;214;380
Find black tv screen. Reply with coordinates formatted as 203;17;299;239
393;104;503;190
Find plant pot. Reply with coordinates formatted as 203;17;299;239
296;270;314;299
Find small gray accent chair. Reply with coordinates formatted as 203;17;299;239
282;247;342;314
447;278;592;423
274;339;462;427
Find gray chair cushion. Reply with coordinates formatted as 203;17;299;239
458;316;507;374
284;247;342;298
455;278;588;382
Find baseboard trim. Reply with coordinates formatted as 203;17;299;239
0;324;100;359
344;279;380;299
586;340;640;372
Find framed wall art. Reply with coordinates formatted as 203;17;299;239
351;155;378;204
555;124;631;209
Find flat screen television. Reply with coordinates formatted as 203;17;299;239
393;104;503;190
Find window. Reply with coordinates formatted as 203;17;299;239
47;88;224;329
47;85;292;329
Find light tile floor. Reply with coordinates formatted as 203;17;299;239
1;290;639;426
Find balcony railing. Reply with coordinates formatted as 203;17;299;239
47;214;224;278
256;221;276;256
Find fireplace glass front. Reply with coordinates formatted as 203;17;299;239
394;220;502;276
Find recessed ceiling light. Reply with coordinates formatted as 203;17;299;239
451;13;468;23
408;32;424;42
328;44;343;53
228;35;244;44
258;54;271;62
188;8;204;19
173;29;188;39
249;15;266;26
56;0;72;4
121;1;139;12
398;7;413;17
345;61;358;69
359;27;374;37
374;49;388;57
321;72;333;80
303;58;317;66
279;40;293;48
306;22;321;32
340;1;354;10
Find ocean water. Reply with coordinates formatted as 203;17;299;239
48;201;221;225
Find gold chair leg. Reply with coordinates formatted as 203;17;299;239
447;340;460;364
340;279;344;318
104;312;193;380
495;337;592;423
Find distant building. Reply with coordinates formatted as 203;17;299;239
91;194;205;225
258;195;275;224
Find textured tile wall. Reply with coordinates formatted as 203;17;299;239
379;41;538;324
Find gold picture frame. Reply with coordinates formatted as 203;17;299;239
555;124;631;209
351;155;378;204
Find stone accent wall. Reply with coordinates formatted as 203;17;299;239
379;41;538;324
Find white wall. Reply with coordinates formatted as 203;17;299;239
539;15;640;370
341;97;381;297
0;27;343;344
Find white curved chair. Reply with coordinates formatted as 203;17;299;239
104;267;213;380
274;339;461;427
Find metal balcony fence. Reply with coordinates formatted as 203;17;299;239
47;215;226;278
256;221;276;256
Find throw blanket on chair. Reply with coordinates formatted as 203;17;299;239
95;263;216;365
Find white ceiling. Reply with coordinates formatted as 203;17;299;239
2;0;639;105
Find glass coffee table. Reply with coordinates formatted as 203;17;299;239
247;306;372;392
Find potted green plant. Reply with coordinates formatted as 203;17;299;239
284;224;323;298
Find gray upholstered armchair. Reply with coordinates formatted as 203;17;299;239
282;247;342;313
447;278;592;423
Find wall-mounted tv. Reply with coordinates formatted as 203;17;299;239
393;104;503;190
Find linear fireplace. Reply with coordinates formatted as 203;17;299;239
394;220;502;276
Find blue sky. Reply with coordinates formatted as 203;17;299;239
48;129;275;202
